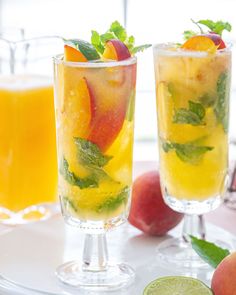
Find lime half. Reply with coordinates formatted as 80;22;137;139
143;276;213;295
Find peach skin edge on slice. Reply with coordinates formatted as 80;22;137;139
76;77;92;138
103;39;131;61
64;45;88;62
85;79;130;152
181;35;218;54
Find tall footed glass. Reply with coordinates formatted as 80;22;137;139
53;55;137;290
153;43;232;269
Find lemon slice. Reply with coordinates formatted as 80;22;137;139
143;276;213;295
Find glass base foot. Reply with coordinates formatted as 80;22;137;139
157;237;211;270
164;194;222;214
56;261;135;291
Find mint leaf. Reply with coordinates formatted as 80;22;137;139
60;158;98;189
183;30;197;40
126;90;136;121
197;20;232;36
62;196;78;212
161;139;214;164
74;137;116;183
174;143;213;164
100;32;116;43
189;101;205;119
74;137;112;167
173;101;205;126
64;39;100;60
190;236;230;268
96;186;129;213
91;30;104;54
200;93;216;108
131;44;152;54
167;82;175;96
110;21;127;42
126;35;135;50
214;72;230;132
162;141;174;153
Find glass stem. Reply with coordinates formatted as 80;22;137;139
182;214;206;243
82;233;108;272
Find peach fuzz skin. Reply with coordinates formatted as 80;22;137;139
128;171;183;236
211;252;236;295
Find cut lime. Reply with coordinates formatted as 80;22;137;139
143;276;213;295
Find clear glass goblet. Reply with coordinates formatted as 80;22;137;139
53;55;137;290
153;43;232;270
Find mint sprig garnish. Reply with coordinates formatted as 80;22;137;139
64;39;100;60
183;19;232;40
161;139;214;164
198;20;232;36
91;21;151;55
190;236;230;268
173;101;206;126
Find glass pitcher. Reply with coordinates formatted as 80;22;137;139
0;34;63;224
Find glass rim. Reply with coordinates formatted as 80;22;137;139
153;42;233;57
53;54;137;68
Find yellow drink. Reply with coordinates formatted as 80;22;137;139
154;45;231;202
0;75;58;212
54;59;136;221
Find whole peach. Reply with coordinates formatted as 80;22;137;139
211;252;236;295
128;171;183;236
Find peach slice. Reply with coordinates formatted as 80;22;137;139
76;78;93;136
103;39;131;61
62;76;92;139
87;77;129;151
203;33;226;49
64;45;88;62
181;35;217;53
86;65;136;152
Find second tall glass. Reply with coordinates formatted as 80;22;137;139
153;43;232;269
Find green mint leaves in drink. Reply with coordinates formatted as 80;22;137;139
161;140;214;165
96;186;129;213
91;20;151;55
60;157;99;189
173;101;206;126
214;72;230;132
60;138;114;189
190;236;230;268
74;137;112;168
